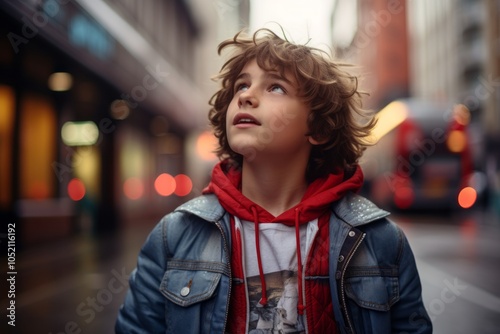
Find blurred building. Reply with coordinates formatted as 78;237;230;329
407;0;500;211
331;0;410;110
331;0;499;212
0;0;249;249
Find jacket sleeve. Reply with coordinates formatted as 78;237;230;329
115;220;167;333
391;227;433;333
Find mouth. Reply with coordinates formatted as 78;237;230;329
233;113;261;126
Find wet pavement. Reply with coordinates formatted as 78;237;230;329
1;208;500;333
1;219;157;334
396;209;500;334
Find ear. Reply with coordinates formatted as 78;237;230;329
308;135;328;145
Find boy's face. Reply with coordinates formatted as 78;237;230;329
226;59;312;161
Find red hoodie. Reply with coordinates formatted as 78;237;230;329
203;160;363;333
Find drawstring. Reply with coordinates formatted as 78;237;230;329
251;206;268;306
295;208;306;315
251;206;305;314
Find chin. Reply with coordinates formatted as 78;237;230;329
229;142;259;162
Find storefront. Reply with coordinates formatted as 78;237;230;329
0;1;195;248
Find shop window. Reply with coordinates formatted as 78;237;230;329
73;145;101;200
19;94;56;199
0;85;14;208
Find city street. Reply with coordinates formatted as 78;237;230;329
2;208;500;334
2;0;500;333
395;209;500;334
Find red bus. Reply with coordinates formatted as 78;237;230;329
362;98;481;211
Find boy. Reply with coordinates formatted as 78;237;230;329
116;28;432;333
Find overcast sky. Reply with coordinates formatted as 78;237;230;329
249;0;337;50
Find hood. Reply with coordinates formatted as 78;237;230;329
202;159;363;315
202;160;364;225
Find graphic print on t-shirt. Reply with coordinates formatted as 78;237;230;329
247;270;305;333
238;217;316;333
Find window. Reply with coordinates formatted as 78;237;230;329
0;85;14;208
19;94;57;199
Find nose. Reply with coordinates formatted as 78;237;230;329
238;88;259;108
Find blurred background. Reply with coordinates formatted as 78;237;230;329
0;0;499;333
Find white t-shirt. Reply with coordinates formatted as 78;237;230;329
235;217;319;333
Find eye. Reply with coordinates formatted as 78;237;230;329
270;84;285;94
235;83;249;92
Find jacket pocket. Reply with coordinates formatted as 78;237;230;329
344;268;399;311
160;260;223;307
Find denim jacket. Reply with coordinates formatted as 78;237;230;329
115;193;432;333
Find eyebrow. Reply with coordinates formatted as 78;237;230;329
234;71;293;86
266;72;293;85
234;72;250;83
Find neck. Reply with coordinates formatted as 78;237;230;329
241;155;309;217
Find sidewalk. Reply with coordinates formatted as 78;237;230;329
1;220;156;334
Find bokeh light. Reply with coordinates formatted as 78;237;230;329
174;174;193;196
110;99;130;120
48;72;73;91
458;187;477;209
155;173;176;196
447;130;467;153
68;178;86;201
196;131;218;161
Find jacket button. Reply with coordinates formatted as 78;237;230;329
338;255;345;262
348;231;355;237
180;287;190;297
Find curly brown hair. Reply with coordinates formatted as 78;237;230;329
208;28;376;181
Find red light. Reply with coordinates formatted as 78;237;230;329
174;174;193;196
458;187;477;209
155;173;176;196
123;177;144;200
68;178;85;201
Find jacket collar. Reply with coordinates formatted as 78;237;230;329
176;192;389;227
331;192;390;226
175;194;225;222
